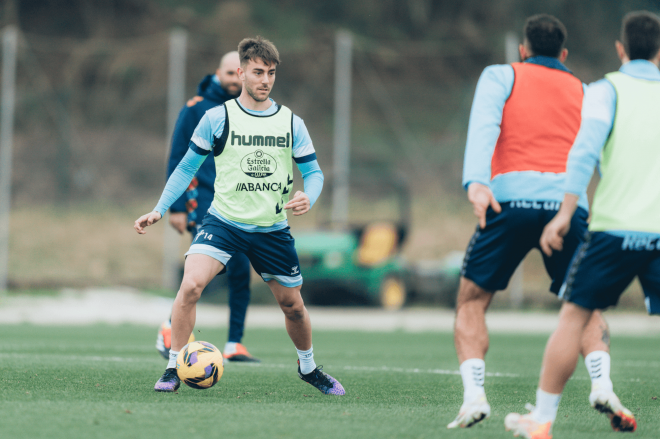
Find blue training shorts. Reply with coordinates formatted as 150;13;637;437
559;231;660;314
185;213;302;287
461;200;588;294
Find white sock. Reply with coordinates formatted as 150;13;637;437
224;342;237;355
167;350;179;369
297;346;316;375
531;388;561;424
459;358;486;402
585;351;613;393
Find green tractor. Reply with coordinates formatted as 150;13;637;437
295;169;411;310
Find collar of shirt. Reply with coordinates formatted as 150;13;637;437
620;59;660;81
524;55;572;74
236;97;278;115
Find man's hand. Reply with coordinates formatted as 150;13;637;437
169;212;187;234
540;212;572;257
134;211;162;235
467;182;501;229
540;193;580;256
284;191;310;216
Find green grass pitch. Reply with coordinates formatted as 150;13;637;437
1;325;658;438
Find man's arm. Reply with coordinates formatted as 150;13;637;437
135;112;217;234
167;105;201;213
564;79;616;195
540;79;616;255
462;64;514;189
284;116;323;216
462;65;514;228
134;148;207;234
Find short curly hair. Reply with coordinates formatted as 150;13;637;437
523;14;567;58
238;36;280;67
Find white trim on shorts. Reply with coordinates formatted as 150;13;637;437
185;244;232;265
261;272;303;287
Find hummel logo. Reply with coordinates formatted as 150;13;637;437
291;266;299;275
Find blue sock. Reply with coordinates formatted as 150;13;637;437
297;346;316;375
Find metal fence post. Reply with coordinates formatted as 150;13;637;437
0;26;18;293
331;30;353;227
161;29;187;291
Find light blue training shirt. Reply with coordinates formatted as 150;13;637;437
462;56;590;211
154;98;323;232
564;59;660;239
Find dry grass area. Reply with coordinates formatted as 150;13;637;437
7;201;188;289
6;197;647;310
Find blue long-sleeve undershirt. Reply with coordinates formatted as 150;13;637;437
154;147;324;219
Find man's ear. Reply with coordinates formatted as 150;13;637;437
518;44;528;61
615;41;630;64
558;48;568;63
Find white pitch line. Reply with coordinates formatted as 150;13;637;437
0;353;643;382
235;361;519;377
0;353;517;377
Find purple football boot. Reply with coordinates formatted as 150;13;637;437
298;360;345;395
154;368;180;392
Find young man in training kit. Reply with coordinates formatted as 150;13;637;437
506;11;660;438
449;15;617;428
135;36;345;396
156;51;259;363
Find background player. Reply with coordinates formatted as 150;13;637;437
505;10;660;438
156;51;258;363
134;36;344;396
449;14;616;429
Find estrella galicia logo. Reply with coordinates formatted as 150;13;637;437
240;150;277;178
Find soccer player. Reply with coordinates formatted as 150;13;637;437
505;11;660;438
449;15;616;429
156;51;259;363
135;36;345;396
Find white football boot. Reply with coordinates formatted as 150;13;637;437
589;389;636;432
447;393;491;428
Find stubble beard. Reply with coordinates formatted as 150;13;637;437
222;83;241;97
246;84;270;102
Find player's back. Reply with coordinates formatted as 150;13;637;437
590;72;660;234
492;63;583;179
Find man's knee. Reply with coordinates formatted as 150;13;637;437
277;287;305;319
456;277;493;311
179;276;206;302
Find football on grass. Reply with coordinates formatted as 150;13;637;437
176;341;224;389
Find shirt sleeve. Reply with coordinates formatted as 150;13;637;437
291;115;317;163
564;79;617;195
296;160;324;207
191;107;226;154
462;64;515;189
154;148;208;216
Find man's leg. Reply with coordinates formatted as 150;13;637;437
171;254;225;351
448;277;494;428
454;277;494;362
540;302;593;393
155;254;224;392
267;280;344;395
507;309;635;434
267;280;312;350
223;252;259;362
505;302;591;437
579;310;615;397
